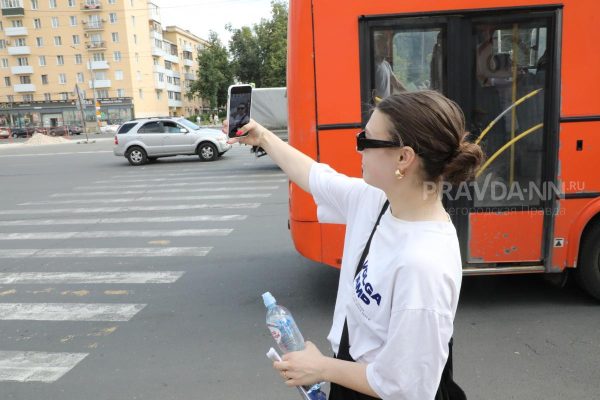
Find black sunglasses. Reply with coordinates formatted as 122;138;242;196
356;130;402;151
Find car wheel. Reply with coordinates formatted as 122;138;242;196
197;142;218;161
126;146;148;166
575;222;600;301
12;133;17;138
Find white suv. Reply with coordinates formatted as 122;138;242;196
113;117;231;165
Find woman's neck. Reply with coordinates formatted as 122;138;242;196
385;183;447;222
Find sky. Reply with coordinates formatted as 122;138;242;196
154;0;277;45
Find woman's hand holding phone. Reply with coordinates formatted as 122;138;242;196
224;119;269;147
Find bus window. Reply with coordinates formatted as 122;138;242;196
471;19;548;208
371;27;444;101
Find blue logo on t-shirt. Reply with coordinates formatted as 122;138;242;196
354;260;382;306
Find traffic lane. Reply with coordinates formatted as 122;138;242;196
456;274;599;400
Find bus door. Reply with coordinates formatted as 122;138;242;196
359;8;560;271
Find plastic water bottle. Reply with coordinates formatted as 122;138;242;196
262;291;305;353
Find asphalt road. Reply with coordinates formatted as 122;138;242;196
0;140;597;400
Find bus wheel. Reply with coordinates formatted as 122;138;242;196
576;222;600;301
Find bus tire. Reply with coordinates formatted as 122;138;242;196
575;222;600;301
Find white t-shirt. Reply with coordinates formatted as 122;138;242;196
309;163;462;400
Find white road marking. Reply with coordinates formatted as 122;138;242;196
0;271;184;284
74;179;286;190
50;186;279;198
0;303;146;321
0;215;247;227
19;193;270;206
0;351;88;382
0;203;260;216
0;150;112;158
0;229;232;240
94;173;285;183
0;247;211;258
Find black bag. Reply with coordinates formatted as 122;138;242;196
329;201;467;400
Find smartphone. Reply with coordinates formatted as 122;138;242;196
227;84;252;138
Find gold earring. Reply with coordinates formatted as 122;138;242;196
395;169;405;179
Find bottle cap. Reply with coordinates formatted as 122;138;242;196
262;291;276;308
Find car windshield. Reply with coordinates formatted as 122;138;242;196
178;119;200;130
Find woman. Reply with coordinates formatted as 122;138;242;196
227;90;483;399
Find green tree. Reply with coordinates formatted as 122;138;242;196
228;0;288;87
190;31;233;109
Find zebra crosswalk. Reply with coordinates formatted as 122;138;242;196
0;159;285;382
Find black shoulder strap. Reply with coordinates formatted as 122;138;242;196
354;200;390;278
337;201;389;362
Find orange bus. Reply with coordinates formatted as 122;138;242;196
286;0;600;299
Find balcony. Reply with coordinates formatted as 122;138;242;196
86;41;106;50
151;46;164;57
183;58;194;67
88;79;111;88
172;71;180;79
167;83;181;92
81;2;101;11
4;27;28;36
164;53;179;64
7;46;31;55
184;72;195;81
155;79;165;89
83;21;104;31
150;30;162;40
153;64;165;73
168;99;182;108
88;60;109;69
183;44;193;52
11;65;33;74
14;84;36;92
2;7;25;17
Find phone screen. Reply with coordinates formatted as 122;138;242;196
228;85;252;138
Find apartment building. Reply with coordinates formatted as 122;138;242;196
0;0;206;130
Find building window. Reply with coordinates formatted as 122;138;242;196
115;70;123;80
75;54;82;64
96;89;108;98
60;92;69;100
11;20;23;27
156;90;161;100
17;57;28;66
136;71;141;80
31;0;38;9
92;52;105;61
54;36;62;46
111;32;119;43
72;35;80;45
68;0;75;6
22;94;33;102
7;95;14;102
44;93;51;101
133;34;137;44
109;13;117;23
0;40;4;50
70;16;77;26
113;51;121;61
135;53;139;63
51;17;59;28
158;73;164;82
138;89;143;98
49;0;57;8
57;55;64;65
131;15;135;25
76;72;84;83
117;88;125;97
36;37;43;47
15;38;26;46
1;59;9;68
33;18;41;29
19;76;31;84
38;55;45;66
58;73;66;84
41;74;48;84
4;77;11;87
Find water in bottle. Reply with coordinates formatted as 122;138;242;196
262;291;305;353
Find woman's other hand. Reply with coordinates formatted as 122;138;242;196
272;341;327;387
